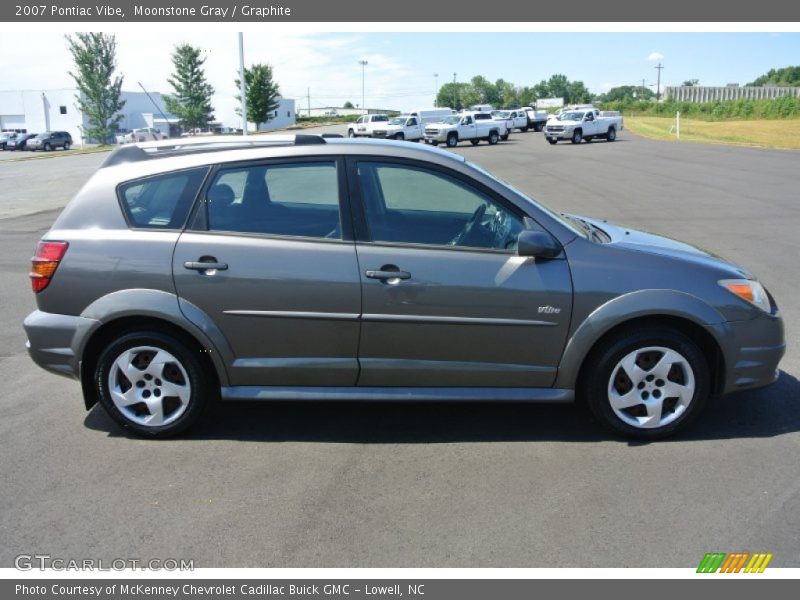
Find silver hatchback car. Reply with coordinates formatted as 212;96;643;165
24;135;785;439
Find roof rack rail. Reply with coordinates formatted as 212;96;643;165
99;134;328;168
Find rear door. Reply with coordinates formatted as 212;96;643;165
173;156;362;387
348;158;573;388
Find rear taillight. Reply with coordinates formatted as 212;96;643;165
30;241;68;293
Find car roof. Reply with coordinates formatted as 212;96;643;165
97;134;467;181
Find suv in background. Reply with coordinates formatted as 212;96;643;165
27;131;73;151
23;135;784;439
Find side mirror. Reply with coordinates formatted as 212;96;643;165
517;230;561;259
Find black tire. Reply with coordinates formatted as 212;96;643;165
63;141;71;150
571;130;582;144
470;139;480;146
488;131;499;145
521;126;529;133
347;129;356;138
430;141;439;147
44;143;52;151
534;123;544;132
501;134;509;141
607;127;617;142
547;138;557;145
446;133;458;147
580;327;710;440
395;133;404;141
95;331;212;438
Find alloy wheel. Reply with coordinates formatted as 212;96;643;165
107;345;192;427
607;346;695;429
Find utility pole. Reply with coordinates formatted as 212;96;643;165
238;32;248;136
433;73;439;107
358;60;368;112
307;87;311;117
453;72;457;109
641;78;646;98
655;63;664;101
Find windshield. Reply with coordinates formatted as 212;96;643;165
494;111;511;118
440;116;461;125
35;134;49;139
561;112;585;121
466;160;586;239
388;118;406;125
372;115;389;122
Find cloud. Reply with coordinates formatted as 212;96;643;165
648;52;664;61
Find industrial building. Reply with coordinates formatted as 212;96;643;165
0;88;179;143
254;98;297;131
664;85;800;103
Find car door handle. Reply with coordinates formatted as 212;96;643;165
184;261;228;271
365;269;411;280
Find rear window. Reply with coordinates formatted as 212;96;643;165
118;168;207;229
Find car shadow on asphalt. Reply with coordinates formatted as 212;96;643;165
84;371;800;445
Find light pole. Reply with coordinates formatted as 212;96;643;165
453;72;457;109
433;73;439;107
238;32;248;135
358;60;368;113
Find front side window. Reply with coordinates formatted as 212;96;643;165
205;161;342;240
357;162;524;251
119;168;207;229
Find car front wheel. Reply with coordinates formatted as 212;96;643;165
95;331;211;438
582;327;710;439
571;130;582;144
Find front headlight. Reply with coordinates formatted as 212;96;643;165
719;279;772;313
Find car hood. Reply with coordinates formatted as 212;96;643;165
573;214;753;278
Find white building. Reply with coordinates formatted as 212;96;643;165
254;98;296;132
0;88;178;143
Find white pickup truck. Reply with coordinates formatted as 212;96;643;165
543;108;623;144
492;109;528;133
521;107;549;132
371;115;424;141
424;112;508;147
346;114;390;138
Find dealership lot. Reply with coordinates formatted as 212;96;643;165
0;129;798;567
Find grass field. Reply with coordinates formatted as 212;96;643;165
624;116;800;150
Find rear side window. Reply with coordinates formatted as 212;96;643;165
205;161;342;239
119;168;207;229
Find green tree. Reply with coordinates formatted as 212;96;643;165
495;79;519;107
65;32;125;143
682;79;699;87
343;101;354;109
436;82;471;111
530;74;592;105
164;44;215;131
235;63;281;129
748;66;800;86
602;85;655;102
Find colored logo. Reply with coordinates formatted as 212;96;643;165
697;552;773;573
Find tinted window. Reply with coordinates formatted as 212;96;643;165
119;168;207;229
206;161;342;239
357;162;524;251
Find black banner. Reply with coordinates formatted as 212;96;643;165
3;0;800;22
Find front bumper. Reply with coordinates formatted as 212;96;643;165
23;310;99;380
544;128;574;140
716;312;785;395
424;131;449;142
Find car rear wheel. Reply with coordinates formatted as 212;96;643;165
44;143;52;151
607;127;617;142
95;331;211;438
582;327;710;439
501;134;510;141
63;141;71;150
470;139;480;146
488;131;499;145
521;127;529;133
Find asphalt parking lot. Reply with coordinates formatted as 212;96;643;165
0;128;798;568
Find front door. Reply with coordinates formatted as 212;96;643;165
173;157;362;387
349;159;573;388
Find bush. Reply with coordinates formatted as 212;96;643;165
599;96;800;120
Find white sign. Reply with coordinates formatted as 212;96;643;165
536;97;565;108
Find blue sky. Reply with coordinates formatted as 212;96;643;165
2;31;798;125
